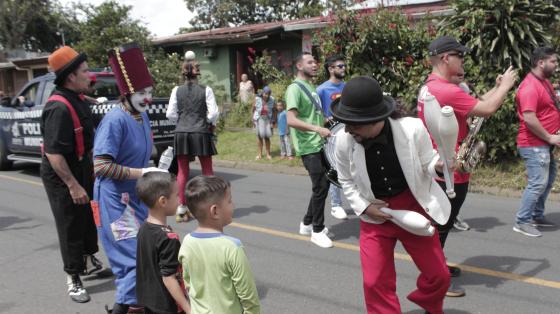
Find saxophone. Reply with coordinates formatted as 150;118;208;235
456;116;487;173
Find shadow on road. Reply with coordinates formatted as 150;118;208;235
189;169;247;183
405;310;472;314
457;255;550;288
328;217;360;241
539;212;560;233
453;216;507;233
0;216;41;231
234;205;270;218
255;280;269;301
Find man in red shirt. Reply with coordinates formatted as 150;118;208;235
417;36;518;297
514;46;560;238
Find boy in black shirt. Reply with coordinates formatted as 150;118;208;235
136;172;190;314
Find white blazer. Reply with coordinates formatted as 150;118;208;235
334;117;451;225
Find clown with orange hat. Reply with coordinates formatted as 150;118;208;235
41;46;103;304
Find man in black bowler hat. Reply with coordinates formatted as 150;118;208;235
333;76;451;314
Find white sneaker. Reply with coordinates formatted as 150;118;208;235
331;206;348;220
177;205;189;215
311;228;333;248
299;222;312;235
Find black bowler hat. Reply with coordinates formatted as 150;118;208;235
330;76;395;125
428;36;468;56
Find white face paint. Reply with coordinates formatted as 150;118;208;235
129;86;153;113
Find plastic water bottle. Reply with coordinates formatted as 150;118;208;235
158;146;174;170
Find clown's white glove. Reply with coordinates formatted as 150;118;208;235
141;167;168;176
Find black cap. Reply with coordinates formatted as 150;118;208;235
428;36;468;56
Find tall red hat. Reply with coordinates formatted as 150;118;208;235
107;42;154;96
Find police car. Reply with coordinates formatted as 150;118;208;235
0;72;174;170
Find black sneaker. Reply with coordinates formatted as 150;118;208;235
82;254;103;275
448;265;461;277
531;217;556;227
67;274;90;303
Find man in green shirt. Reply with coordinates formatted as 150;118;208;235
286;53;333;248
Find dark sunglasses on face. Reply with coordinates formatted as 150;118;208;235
332;64;346;69
446;52;465;59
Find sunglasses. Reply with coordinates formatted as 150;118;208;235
332;64;346;69
446;52;465;59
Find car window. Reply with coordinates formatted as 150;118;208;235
18;83;40;106
88;76;120;100
43;80;56;104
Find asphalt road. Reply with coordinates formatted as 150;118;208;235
1;162;559;314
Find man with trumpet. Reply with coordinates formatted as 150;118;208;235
417;35;518;297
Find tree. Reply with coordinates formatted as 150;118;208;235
0;0;49;50
439;0;560;161
183;0;324;30
73;0;152;67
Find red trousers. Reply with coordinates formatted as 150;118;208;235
360;189;449;314
177;155;213;205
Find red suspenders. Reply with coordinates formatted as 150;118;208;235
43;95;85;161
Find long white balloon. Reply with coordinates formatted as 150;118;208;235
379;207;435;236
423;94;459;198
439;106;459;198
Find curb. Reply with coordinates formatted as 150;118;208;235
209;159;560;201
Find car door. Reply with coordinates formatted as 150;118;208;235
8;80;43;154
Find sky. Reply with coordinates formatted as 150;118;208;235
58;0;195;38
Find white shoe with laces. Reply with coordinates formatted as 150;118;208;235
331;206;348;220
311;228;333;248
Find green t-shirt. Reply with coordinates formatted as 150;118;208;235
284;78;325;156
178;233;261;314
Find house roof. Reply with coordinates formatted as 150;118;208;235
11;56;49;68
153;16;328;47
153;0;452;47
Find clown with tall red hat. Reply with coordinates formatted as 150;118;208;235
91;42;167;314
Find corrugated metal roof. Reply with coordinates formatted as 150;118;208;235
153;16;328;46
153;1;451;47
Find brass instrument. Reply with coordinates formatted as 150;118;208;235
456;116;487;173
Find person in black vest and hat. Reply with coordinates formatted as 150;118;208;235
40;46;103;303
332;76;451;314
166;51;219;223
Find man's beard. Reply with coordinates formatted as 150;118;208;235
543;65;556;78
334;72;345;80
303;68;316;78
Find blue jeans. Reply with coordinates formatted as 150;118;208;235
516;146;557;224
329;184;343;207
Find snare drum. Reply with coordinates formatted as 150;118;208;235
323;122;345;188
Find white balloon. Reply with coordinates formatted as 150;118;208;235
380;207;435;236
184;51;196;60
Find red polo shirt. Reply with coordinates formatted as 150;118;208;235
516;73;560;147
417;73;478;184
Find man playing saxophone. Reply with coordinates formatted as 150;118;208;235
417;36;518;297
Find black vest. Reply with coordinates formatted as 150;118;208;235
175;83;210;133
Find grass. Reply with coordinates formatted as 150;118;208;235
215;129;303;166
215;129;560;194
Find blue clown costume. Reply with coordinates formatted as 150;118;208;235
92;43;154;311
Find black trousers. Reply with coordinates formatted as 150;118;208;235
436;181;469;248
301;152;329;233
41;162;98;275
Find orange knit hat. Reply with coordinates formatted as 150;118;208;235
48;46;87;86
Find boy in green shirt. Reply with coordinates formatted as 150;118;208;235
285;52;334;248
178;176;261;314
